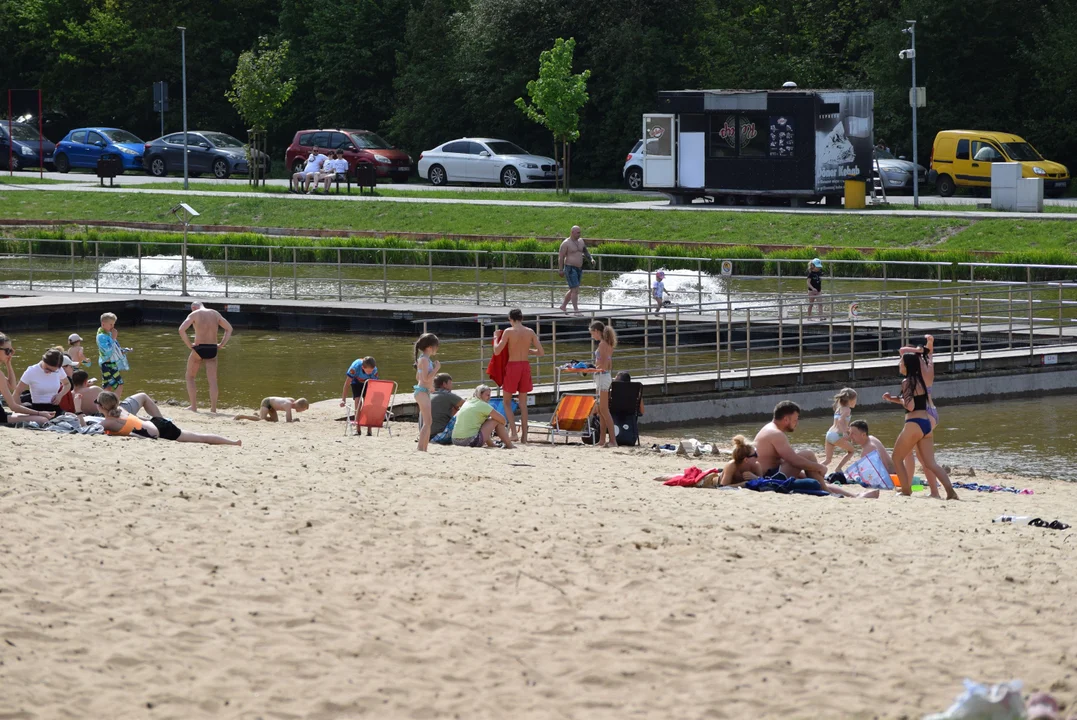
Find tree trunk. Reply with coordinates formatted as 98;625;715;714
552;136;560;194
565;141;571;196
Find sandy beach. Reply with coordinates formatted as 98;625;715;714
1;402;1075;719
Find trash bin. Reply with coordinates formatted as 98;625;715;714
844;179;866;209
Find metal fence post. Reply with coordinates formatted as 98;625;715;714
551;318;558;384
474;250;481;306
715;308;721;388
644;312;649;369
849;311;856;380
1059;283;1064;342
382;249;389;303
534;317;541;386
1008;289;1013;349
502;252;508;307
745;307;752;388
661;316;668;393
336;248;342;301
697;260;703;311
976;294;982;363
268;247;274;298
137;241;142;295
70;239;76;291
828;295;834;361
956;294;962;352
598;254;604;310
428;249;434;305
726;296;733;366
882;262;887;294
1028;288;1035;364
28;239;33;290
798;304;804;380
949;297;955;372
479;319;485;384
94;241;99;293
877;295;884;359
550;254;555;308
777;296;784;365
674;307;680;372
225;245;231;299
293;247;298;300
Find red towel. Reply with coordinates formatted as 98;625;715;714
486;329;507;387
664;466;720;487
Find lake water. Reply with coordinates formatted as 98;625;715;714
652;398;1077;482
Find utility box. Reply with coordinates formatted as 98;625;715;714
991;162;1042;212
643;88;874;206
844;179;866;209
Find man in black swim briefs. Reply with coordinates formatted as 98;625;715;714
178;301;233;413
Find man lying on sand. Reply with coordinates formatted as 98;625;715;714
234;397;309;422
98;391;241;446
754;401;878;498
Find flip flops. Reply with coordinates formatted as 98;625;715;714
1028;518;1071;530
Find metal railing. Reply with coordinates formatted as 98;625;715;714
410;282;1077;392
0;236;1017;312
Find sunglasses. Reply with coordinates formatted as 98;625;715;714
1;347;12;355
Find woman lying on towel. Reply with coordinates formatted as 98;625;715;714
654;435;761;487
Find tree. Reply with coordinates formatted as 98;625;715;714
226;36;297;186
515;37;591;193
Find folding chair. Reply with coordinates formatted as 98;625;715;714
530;394;597;444
345;379;397;436
609;381;643;447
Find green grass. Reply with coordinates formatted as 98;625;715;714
0;176;77;185
135;181;653;204
889;202;1077;214
3;188;1077;256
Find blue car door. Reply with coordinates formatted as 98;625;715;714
85;131;107;164
188;134;214;173
66;130;88;167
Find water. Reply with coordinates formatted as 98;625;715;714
652;398;1077;482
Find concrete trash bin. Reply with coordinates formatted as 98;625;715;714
844;179;866;209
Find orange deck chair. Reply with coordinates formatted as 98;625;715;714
531;394;597;444
347;379;398;437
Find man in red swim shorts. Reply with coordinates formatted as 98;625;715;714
493;308;545;443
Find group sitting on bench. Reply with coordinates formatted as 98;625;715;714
290;146;349;195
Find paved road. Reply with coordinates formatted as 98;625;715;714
4;169;1077;217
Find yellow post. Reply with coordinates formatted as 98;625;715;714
844;179;866;210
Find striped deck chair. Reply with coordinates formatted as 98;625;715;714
530;394;597;444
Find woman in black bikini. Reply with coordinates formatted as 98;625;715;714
884;353;958;500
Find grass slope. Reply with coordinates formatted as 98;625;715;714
2;189;1077;253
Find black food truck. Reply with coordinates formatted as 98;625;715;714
641;88;875;206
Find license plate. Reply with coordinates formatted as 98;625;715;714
544;172;554;177
1053;181;1067;188
44;155;53;163
398;166;410;172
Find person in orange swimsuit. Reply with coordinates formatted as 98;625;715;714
98;391;241;446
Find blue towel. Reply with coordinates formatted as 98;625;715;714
745;476;830;497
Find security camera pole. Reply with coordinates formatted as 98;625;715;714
901;20;919;208
177;26;189;191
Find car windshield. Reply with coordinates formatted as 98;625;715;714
103;129;143;144
201;132;245;148
486;141;529;156
8;124;41;141
875;148;895;159
351;132;393;149
1002;142;1042;161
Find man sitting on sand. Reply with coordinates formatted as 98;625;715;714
429;373;464;437
753;401;877;498
847;420;897;475
234;397;309;422
68;370;103;416
178;301;233;414
492;308;544;442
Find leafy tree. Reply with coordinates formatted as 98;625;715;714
226;36;297;185
515;37;591;193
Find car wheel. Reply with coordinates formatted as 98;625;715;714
213;158;230;179
54;154;70;173
625;166;643;190
500;166;520;188
8;154;21;172
428;164;447;186
937;174;955;197
290;159;304;175
148;156;167;177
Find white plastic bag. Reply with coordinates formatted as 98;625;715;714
923;679;1026;720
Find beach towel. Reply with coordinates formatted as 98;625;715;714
953;482;1033;495
663;466;720;487
432;416;456;445
96;328;129;371
745;476;830;497
486;329;507;387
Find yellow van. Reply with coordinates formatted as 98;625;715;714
927;130;1069;198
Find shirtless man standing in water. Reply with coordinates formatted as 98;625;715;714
179;301;233;413
753;400;877;498
493;308;545;442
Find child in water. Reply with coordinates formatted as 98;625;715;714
413;333;440;452
824;388;857;470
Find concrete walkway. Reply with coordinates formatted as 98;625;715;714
5;171;1077;219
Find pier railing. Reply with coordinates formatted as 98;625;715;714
411;282;1077;391
0;235;1009;312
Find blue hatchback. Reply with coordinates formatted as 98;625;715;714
53;127;145;173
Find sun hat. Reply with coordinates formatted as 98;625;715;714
61;355;75;367
68;333;83;343
811;258;823;268
656;270;665;279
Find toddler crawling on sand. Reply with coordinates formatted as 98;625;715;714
234;397;309;423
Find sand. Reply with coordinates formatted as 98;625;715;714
1;402;1076;720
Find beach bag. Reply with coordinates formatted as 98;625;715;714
579;414;602;445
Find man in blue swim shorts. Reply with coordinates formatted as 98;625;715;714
557;225;586;315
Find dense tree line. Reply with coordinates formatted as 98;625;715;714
3;0;1076;184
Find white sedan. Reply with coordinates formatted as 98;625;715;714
417;137;562;188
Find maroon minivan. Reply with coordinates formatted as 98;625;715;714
284;129;412;182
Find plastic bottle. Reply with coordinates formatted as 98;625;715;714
992;515;1032;524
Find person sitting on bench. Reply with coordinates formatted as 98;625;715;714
319;149;349;193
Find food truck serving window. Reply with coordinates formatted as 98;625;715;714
710;114;793;159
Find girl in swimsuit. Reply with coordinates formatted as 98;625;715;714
883;353;958;500
589;321;617;448
97;391;241;445
897;335;942;497
0;333;55;427
413;333;440;452
823;388;857;470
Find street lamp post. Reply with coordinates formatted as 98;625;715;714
901;20;919;208
178;26;189;191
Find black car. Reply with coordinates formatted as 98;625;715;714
142;131;270;179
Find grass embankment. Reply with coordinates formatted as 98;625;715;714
6;226;1077;283
7;188;1077;252
0;176;76;185
136;182;654;204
